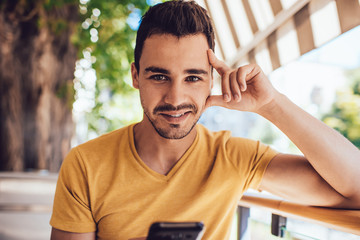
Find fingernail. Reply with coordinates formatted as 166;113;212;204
224;94;230;102
234;94;240;101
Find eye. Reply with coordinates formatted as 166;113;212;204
150;75;168;81
186;76;201;82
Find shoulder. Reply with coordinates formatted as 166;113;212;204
78;124;132;151
78;125;133;149
196;124;277;160
196;124;259;149
64;124;134;166
59;124;136;181
196;124;231;144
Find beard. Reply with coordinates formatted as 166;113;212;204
143;103;201;140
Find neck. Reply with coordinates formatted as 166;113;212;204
133;118;197;175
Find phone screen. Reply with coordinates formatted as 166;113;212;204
146;222;205;240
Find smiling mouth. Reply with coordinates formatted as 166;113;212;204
164;113;185;118
161;111;191;117
160;111;192;122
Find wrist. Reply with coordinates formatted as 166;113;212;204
256;92;287;120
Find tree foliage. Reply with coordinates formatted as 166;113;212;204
75;0;148;90
322;68;360;148
73;0;163;140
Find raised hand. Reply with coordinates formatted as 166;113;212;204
206;49;277;114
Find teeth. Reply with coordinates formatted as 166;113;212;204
170;113;184;118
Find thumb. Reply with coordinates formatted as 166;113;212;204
207;49;230;76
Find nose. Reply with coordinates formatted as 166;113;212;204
163;81;186;107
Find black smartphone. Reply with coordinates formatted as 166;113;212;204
146;221;205;240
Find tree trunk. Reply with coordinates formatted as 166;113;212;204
0;1;78;172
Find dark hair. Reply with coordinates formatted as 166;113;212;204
134;0;215;71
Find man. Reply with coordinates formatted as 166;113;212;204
50;1;360;239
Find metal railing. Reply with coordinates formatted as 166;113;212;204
237;192;360;239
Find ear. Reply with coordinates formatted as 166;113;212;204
131;62;139;89
210;67;214;90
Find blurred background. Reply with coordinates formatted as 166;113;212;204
0;0;359;239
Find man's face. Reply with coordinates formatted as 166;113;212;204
132;33;213;139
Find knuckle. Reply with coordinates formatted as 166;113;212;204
229;71;236;80
222;73;230;83
236;67;244;76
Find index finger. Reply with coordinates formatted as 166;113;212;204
207;49;230;76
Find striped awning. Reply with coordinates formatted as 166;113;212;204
196;0;360;74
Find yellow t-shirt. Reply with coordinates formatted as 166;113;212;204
50;124;278;239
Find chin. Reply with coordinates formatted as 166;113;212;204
144;109;202;140
155;124;195;140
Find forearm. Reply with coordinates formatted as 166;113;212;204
50;228;96;240
258;92;360;199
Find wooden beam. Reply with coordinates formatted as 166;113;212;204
228;0;311;68
294;4;315;55
248;49;256;64
221;0;241;49
335;0;360;33
269;0;283;16
203;0;225;60
241;0;259;34
267;31;281;70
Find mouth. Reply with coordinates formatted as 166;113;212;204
159;111;192;123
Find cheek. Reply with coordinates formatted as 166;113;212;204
192;87;211;106
139;86;162;107
138;86;152;106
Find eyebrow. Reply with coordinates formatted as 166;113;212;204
185;68;208;75
144;66;208;75
144;67;169;74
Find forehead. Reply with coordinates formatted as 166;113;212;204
140;34;210;71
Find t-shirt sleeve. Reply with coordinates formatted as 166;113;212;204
50;147;96;233
226;137;279;192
